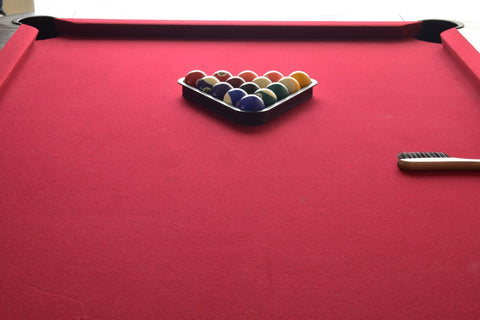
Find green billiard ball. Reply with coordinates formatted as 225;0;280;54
266;82;289;100
255;88;277;107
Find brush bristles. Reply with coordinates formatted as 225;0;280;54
397;152;449;159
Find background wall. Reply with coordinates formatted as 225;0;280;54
2;0;479;49
3;0;34;14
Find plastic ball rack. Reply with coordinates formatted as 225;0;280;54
178;78;317;125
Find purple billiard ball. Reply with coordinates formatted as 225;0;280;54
211;82;234;100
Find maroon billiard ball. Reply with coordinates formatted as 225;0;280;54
226;76;246;88
184;70;207;87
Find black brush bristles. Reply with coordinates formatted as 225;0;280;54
397;152;449;159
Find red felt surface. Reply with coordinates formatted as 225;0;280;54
1;21;480;320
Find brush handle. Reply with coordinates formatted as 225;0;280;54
398;157;480;170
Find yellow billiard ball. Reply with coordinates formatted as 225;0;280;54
289;71;312;88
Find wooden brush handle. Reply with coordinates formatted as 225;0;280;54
398;158;480;170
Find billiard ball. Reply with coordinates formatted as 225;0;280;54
252;76;272;88
266;83;289;100
184;70;207;87
211;82;234;99
197;76;220;93
212;70;232;82
238;70;258;82
239;82;260;94
226;76;246;88
289;71;312;88
224;88;247;107
255;88;277;107
238;95;265;111
263;70;284;82
279;76;301;94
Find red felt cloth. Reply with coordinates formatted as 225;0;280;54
1;21;480;320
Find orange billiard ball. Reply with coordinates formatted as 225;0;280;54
238;70;258;82
263;70;284;82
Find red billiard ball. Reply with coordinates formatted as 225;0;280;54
212;70;232;82
184;70;207;87
238;70;258;82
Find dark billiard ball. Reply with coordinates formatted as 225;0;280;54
226;76;246;88
224;88;247;107
238;94;265;111
266;82;290;100
263;70;284;82
211;82;234;99
197;76;219;94
279;76;301;94
184;70;207;87
239;82;260;94
238;70;258;82
212;70;232;82
255;88;277;107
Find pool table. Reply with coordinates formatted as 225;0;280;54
1;15;480;320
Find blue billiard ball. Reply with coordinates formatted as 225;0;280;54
237;94;265;111
211;82;234;100
197;76;219;94
224;88;247;107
